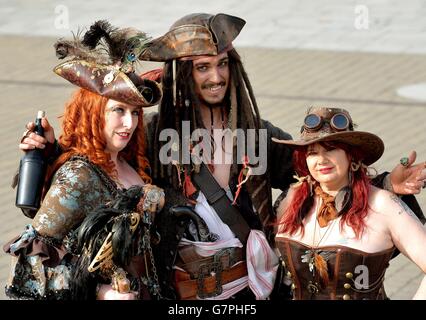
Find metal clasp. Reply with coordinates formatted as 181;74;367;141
196;261;222;298
196;248;236;298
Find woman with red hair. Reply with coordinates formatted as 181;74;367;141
273;107;426;300
4;21;164;300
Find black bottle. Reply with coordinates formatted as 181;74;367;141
15;111;47;215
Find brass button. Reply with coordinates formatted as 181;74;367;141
281;260;286;267
291;283;296;290
286;271;292;278
343;294;351;300
345;272;353;279
344;283;351;289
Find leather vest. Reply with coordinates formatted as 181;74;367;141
275;237;394;300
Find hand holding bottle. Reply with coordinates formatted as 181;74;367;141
16;111;49;213
20;116;55;151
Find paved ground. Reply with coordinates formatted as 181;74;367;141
0;1;425;300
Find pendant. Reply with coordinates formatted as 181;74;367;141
302;250;323;296
307;280;319;294
301;250;316;274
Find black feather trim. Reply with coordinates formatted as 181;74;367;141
75;208;119;252
82;20;115;49
112;186;144;211
70;253;98;300
111;215;134;266
70;185;146;299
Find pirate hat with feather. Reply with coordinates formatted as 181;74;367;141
53;20;162;107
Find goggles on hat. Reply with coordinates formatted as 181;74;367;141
302;113;350;133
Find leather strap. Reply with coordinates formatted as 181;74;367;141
192;163;250;244
176;246;244;275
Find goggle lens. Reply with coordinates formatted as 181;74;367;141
304;114;321;129
331;113;349;130
303;112;350;132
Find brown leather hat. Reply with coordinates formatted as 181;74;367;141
139;13;245;61
272;107;384;165
53;60;162;107
53;20;162;107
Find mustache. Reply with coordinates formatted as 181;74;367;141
201;82;226;90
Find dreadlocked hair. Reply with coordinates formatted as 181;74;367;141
151;48;262;188
227;49;261;131
278;141;371;239
43;88;151;197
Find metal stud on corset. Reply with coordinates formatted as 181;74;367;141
307;280;319;295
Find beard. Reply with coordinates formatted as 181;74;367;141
197;83;229;108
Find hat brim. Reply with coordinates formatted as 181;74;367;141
54;60;162;107
272;131;384;165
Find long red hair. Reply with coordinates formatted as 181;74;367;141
278;142;371;238
45;88;151;189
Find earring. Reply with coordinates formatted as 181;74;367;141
351;161;361;172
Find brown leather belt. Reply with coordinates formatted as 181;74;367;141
174;262;248;300
176;246;244;275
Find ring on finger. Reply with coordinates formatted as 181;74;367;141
399;157;409;167
20;129;32;144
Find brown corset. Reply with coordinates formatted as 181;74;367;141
275;237;395;300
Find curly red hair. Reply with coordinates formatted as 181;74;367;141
278;142;371;239
47;88;151;186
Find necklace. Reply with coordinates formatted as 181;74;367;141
312;205;338;248
301;197;337;295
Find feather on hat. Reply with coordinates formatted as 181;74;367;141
53;20;162;107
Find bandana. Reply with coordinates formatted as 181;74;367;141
314;185;339;227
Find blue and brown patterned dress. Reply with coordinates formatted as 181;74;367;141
4;156;118;299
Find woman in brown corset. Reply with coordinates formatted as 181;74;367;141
272;106;426;300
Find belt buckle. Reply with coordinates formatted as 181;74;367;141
197;247;235;298
197;261;222;298
196;248;237;298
